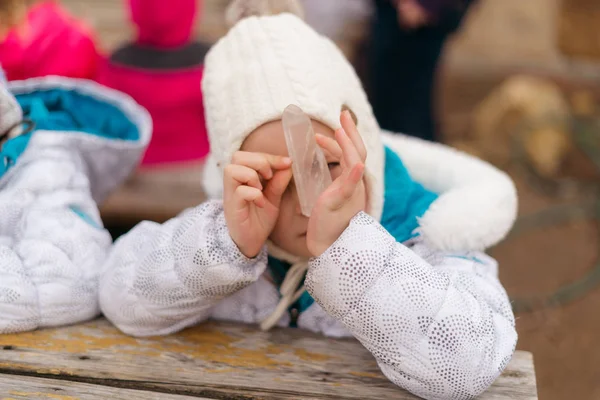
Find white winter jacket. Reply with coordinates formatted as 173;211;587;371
0;77;150;333
100;130;518;400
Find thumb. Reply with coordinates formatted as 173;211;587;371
264;168;293;208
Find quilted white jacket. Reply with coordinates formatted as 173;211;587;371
0;77;150;333
100;131;518;400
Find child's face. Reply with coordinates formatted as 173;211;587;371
241;119;367;258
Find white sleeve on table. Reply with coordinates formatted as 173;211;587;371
100;200;267;337
307;212;517;400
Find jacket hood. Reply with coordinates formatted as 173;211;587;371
5;77;151;203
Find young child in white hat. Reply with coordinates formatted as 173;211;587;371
100;1;518;398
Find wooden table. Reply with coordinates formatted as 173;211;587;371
0;319;537;399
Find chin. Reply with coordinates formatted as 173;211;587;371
269;232;314;259
296;247;314;259
280;244;313;259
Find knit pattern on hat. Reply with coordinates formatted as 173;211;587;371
202;13;385;222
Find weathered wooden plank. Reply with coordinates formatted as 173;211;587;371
0;373;210;400
0;319;537;400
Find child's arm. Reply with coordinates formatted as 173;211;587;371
306;213;516;400
99;200;268;337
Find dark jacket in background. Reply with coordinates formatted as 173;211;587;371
368;0;477;141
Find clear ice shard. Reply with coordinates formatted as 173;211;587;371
282;104;332;217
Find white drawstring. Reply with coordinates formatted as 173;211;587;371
260;260;308;331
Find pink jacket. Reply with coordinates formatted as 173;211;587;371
97;0;209;165
0;2;99;81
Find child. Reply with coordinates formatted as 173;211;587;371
0;1;100;81
97;0;210;165
0;73;150;333
100;1;517;398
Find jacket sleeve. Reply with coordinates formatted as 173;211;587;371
0;155;112;333
306;213;517;400
99;200;267;337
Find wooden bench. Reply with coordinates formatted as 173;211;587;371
0;318;537;399
100;163;206;226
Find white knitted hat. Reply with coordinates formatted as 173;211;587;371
201;0;385;222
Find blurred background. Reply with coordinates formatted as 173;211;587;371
3;0;600;399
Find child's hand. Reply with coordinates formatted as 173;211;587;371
223;152;293;258
306;111;367;257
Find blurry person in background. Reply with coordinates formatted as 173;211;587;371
98;0;210;166
368;0;477;142
0;0;99;81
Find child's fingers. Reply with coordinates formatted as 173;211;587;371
346;162;365;186
231;151;292;179
234;185;266;209
264;168;293;208
335;128;362;170
340;163;364;199
341;110;367;162
231;152;273;179
266;154;293;170
224;164;263;192
326;163;364;210
315;134;342;159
